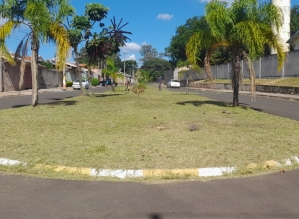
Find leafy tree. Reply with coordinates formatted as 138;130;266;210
66;3;109;93
135;69;152;84
141;58;172;81
120;59;138;76
165;16;208;67
84;17;131;88
187;0;285;106
0;0;73;106
139;45;158;62
102;56;121;91
291;5;299;36
40;61;54;69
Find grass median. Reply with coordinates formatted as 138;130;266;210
0;86;298;180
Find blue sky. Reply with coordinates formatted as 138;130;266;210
3;0;299;65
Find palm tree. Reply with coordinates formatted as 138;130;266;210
187;0;285;106
102;56;121;92
0;0;73;106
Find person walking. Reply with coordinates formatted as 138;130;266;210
157;76;163;91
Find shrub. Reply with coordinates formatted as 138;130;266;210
91;78;99;86
133;83;147;89
66;81;73;87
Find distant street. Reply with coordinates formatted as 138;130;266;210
170;88;299;121
0;87;109;110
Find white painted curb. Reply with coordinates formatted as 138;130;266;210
198;167;236;177
0;158;22;166
1;155;298;179
90;169;143;179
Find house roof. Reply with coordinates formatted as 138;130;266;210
10;54;44;62
287;30;299;44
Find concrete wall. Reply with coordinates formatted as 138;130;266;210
2;62;32;91
40;69;62;88
170;50;299;81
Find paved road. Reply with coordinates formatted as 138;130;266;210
1;170;299;219
171;88;299;121
0;87;109;110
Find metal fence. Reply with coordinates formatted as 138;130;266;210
178;50;299;81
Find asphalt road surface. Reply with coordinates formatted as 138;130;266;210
0;170;299;219
0;87;109;110
170;88;299;121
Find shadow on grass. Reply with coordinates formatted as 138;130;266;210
11;100;77;108
93;93;121;98
50;100;77;106
177;100;230;107
12;105;29;108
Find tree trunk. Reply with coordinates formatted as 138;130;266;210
204;54;215;89
232;55;241;107
88;66;92;95
74;47;83;94
31;35;39;107
111;78;115;91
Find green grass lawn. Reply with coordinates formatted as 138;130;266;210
0;86;298;180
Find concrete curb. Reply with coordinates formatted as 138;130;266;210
1;156;299;179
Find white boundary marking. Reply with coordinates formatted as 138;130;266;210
198;167;236;177
0;158;21;166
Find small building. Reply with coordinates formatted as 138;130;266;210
287;30;299;50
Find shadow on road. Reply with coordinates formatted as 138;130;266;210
176;100;230;107
11;100;77;108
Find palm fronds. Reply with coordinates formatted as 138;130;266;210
49;22;70;71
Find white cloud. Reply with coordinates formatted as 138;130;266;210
157;14;174;20
128;54;136;61
120;42;141;53
140;41;148;46
121;53;136;62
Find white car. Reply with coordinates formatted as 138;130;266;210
72;79;89;90
167;79;180;88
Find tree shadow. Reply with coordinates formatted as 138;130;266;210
50;100;77;106
11;100;77;108
93;93;121;98
12;105;29;108
176;100;230;108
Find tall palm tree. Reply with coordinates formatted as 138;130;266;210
187;0;285;106
0;0;73;106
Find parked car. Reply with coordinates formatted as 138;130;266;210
100;79;118;86
167;79;180;88
72;79;89;90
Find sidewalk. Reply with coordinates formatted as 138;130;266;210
0;87;73;98
188;87;299;101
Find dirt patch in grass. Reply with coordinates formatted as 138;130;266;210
0;86;298;180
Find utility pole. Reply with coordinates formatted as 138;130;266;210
132;61;135;84
123;52;127;85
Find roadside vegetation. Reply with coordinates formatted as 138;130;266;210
0;87;298;181
194;78;299;87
